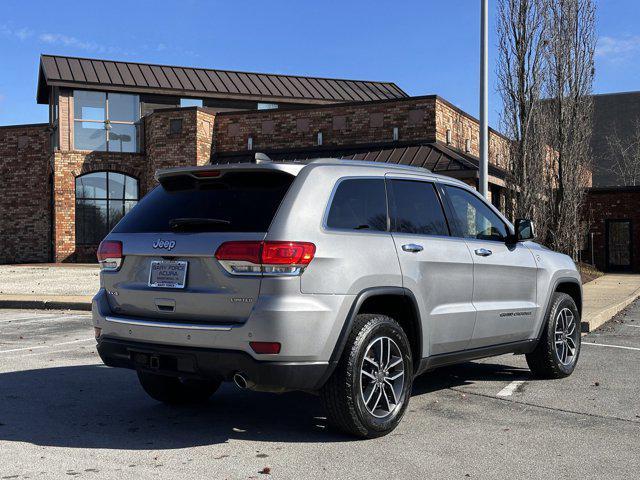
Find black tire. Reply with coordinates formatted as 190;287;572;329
321;314;413;439
526;292;581;379
137;371;221;405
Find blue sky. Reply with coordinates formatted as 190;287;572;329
1;0;639;128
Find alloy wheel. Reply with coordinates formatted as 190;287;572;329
359;336;405;419
554;307;579;366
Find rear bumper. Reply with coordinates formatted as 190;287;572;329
97;337;329;392
92;287;354;362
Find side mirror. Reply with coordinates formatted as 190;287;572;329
515;218;535;242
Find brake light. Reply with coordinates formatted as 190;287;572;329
214;241;316;276
194;170;221;178
97;240;123;271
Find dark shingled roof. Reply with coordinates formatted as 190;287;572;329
211;141;507;180
37;54;408;105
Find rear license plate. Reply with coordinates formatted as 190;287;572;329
148;260;188;289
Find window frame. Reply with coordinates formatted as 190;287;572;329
322;176;391;234
386;177;452;238
438;182;512;243
73;90;141;152
75;171;140;245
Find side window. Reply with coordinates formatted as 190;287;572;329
326;178;387;232
443;185;508;241
389;180;449;236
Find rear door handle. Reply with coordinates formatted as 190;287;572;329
474;248;492;257
402;243;424;253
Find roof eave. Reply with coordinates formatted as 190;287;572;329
36;57;49;104
37;79;349;106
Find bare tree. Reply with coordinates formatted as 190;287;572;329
496;0;551;240
543;0;596;258
606;119;640;186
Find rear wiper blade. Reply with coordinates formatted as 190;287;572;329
169;217;231;230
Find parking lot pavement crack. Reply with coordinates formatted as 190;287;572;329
447;386;640;425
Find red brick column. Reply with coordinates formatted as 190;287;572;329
0;124;51;263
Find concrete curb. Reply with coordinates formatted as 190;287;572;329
582;285;640;332
0;296;92;312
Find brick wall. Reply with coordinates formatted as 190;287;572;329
213;97;438;153
434;98;509;168
584;189;640;272
0;124;51;263
213;96;510;169
143;107;214;192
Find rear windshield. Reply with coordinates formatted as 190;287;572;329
112;170;294;233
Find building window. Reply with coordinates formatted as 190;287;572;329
75;172;139;244
180;98;203;108
73;90;140;152
169;118;183;135
257;102;278;110
50;92;59;150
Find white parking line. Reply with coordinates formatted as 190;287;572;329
0;315;60;324
17;347;91;358
0;338;94;355
0;314;90;325
0;345;48;354
624;324;640;328
496;380;525;397
55;338;94;346
583;342;640;351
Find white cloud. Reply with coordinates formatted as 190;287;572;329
2;23;126;55
0;24;33;40
596;35;640;59
38;33;120;54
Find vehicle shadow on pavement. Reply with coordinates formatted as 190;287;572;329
0;362;530;449
412;362;531;395
0;364;342;449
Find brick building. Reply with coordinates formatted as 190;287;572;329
1;54;511;264
584;187;640;272
582;92;640;272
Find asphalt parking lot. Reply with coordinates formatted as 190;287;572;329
0;303;639;480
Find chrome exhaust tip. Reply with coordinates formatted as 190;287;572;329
233;373;249;389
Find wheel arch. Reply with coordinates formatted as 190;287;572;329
535;277;583;341
319;287;423;387
555;280;582;316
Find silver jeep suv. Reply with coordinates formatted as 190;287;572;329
93;158;582;438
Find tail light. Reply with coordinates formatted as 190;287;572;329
215;241;315;276
97;240;123;271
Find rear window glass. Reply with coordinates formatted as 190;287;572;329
326;178;387;231
389;180;449;236
112;171;294;233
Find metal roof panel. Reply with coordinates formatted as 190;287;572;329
54;57;73;81
37;54;408;104
79;59;99;83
